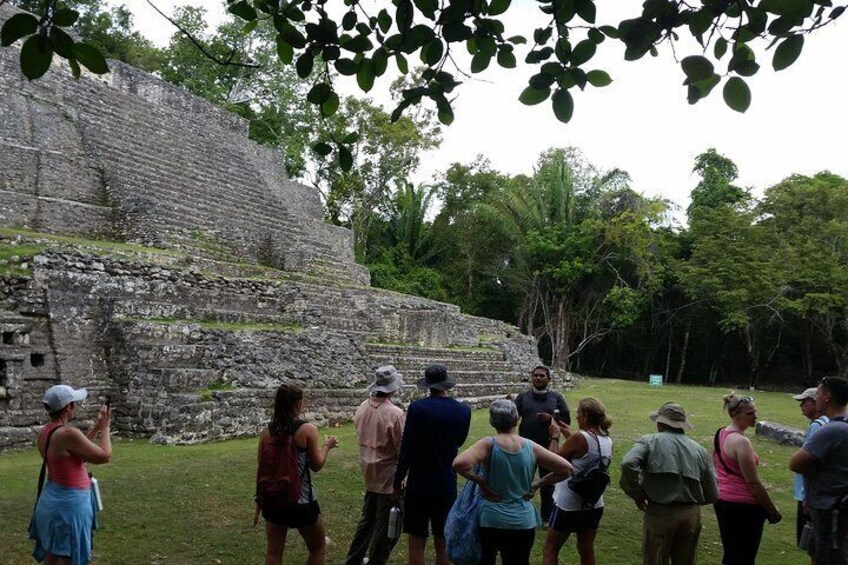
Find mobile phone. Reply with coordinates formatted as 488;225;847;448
105;395;112;409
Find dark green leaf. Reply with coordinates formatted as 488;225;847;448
688;9;712;37
68;57;80;79
50;27;75;59
723;76;751;112
228;1;258;21
20;35;53;80
322;45;340;61
378;9;392;33
52;8;80;27
421;39;444;65
341;34;373;53
313;142;333;156
587;28;604;44
307;83;332;104
575;0;596;23
414;0;439;18
552;88;574;123
714;37;728;59
73;43;108;74
831;6;846;19
395;53;409;74
598;25;619;38
470;52;491;73
396;0;413;32
569;39;596;66
342;11;357;31
734;60;760;77
437;106;454;125
508;35;527;44
497;49;516;68
338;145;354;172
1;13;38;47
681;55;714;81
296;53;314;78
321;92;340;117
335;58;358;75
242;20;259;34
276;39;294;64
372;48;389;76
586;69;612;87
529;72;557;89
488;0;512;16
534;27;553;45
277;22;306;49
342;132;360;143
356;59;375;91
773;34;804;71
518;85;551;105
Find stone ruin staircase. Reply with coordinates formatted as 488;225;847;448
364;343;527;405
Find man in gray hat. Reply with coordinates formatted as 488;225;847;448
346;366;406;565
792;387;829;561
620;402;718;565
393;364;471;565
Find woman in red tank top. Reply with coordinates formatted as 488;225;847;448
712;393;782;565
31;385;112;565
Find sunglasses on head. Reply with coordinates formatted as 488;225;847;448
732;396;754;411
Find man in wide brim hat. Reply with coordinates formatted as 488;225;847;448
621;401;718;565
368;365;405;394
648;402;693;431
415;363;457;391
347;365;407;565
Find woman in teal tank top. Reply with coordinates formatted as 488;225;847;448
454;399;573;565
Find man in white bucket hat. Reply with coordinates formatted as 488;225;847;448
346;366;406;565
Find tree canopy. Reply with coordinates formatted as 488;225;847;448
2;0;845;170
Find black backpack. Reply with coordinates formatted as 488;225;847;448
567;432;611;509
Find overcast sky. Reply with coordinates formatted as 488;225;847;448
126;0;848;211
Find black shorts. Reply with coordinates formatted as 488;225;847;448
403;496;455;539
262;500;320;529
549;505;604;534
797;500;812;546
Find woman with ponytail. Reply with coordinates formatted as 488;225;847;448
255;384;339;565
543;398;613;565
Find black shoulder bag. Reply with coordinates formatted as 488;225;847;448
28;425;62;538
567;432;611;509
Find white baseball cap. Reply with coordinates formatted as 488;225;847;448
43;385;88;412
792;387;818;402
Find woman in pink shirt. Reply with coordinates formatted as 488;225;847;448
31;385;112;565
713;393;782;565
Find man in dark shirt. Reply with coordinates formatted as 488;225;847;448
790;377;848;565
393;364;471;565
514;365;570;524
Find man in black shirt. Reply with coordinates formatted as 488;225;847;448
514;365;570;524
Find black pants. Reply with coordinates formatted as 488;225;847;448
480;527;535;565
714;500;768;565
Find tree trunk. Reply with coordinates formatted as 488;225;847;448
804;324;813;381
675;321;691;384
746;326;760;390
664;324;673;383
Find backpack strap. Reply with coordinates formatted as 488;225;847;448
713;427;744;479
586;431;609;470
36;424;62;500
289;421;313;503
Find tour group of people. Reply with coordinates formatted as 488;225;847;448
28;366;848;565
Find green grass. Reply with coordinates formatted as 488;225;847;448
0;242;44;275
0;227;173;256
0;378;809;564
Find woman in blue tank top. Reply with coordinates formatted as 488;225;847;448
453;399;573;565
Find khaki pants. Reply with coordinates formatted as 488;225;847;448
643;503;702;565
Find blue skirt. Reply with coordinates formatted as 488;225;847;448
30;481;98;565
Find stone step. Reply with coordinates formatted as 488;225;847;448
365;343;505;362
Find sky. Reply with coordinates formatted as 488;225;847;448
126;0;848;211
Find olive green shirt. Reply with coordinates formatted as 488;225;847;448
620;431;719;505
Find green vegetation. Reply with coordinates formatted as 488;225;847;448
197;380;238;402
127;317;302;333
0;241;43;275
0;378;809;563
0;228;171;256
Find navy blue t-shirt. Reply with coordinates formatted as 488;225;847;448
393;395;471;499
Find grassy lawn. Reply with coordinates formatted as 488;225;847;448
0;377;809;564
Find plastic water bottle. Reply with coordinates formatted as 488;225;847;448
387;506;402;539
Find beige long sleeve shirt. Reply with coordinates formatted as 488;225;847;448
620;431;719;505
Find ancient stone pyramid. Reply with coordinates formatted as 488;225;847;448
0;5;540;446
